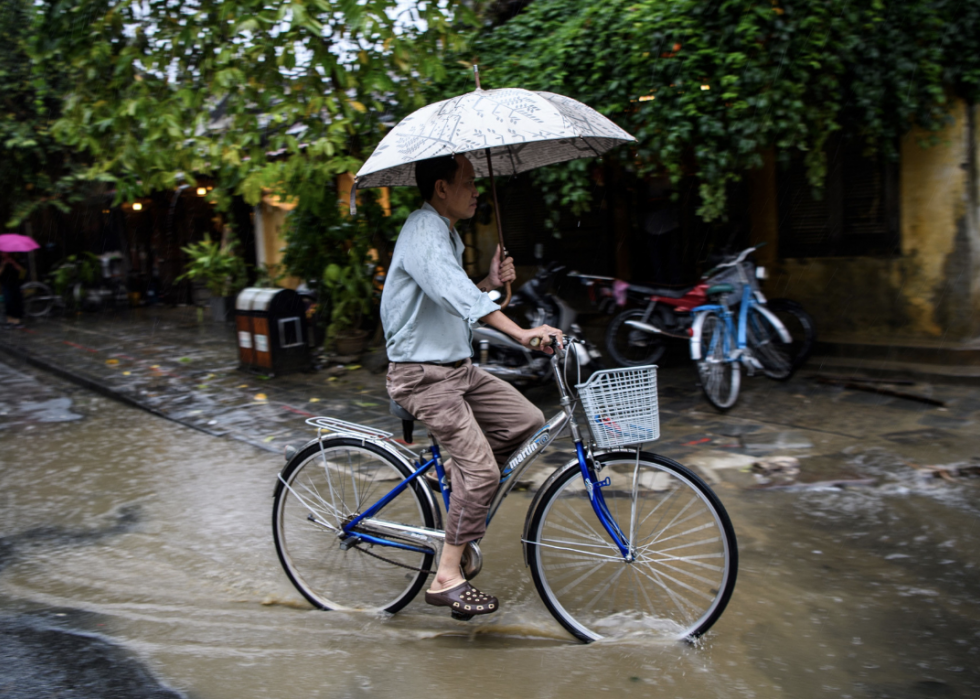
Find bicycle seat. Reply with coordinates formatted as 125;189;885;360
634;284;693;299
390;399;416;443
706;283;734;297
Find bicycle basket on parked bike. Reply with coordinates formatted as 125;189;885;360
576;366;660;448
704;260;757;304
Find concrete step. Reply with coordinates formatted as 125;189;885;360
814;334;980;366
807;335;980;384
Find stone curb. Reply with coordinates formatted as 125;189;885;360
0;339;233;444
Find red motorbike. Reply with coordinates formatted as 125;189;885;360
572;247;815;369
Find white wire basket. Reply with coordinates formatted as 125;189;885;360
705;260;757;304
576;365;660;449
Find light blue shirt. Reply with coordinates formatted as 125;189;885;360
381;202;500;363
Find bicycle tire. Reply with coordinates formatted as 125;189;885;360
605;309;667;367
767;298;817;370
21;282;55;318
524;452;738;643
696;312;740;410
272;438;436;613
746;306;793;381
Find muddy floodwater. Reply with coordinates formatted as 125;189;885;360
1;363;979;698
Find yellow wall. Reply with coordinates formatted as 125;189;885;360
255;175;392;291
257;196;299;289
748;98;980;341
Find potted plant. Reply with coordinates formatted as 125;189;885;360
51;253;100;310
177;234;246;321
322;250;373;355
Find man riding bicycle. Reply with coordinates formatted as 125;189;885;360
382;153;563;616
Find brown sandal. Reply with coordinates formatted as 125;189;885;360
425;580;498;618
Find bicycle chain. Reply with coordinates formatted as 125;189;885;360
349;535;435;576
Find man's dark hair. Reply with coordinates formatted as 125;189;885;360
415;154;460;202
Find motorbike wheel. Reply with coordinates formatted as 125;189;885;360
605;309;667;367
766;298;817;371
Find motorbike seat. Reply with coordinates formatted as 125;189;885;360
390;399;417;444
633;284;694;299
706;283;735;297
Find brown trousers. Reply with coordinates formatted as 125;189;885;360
386;360;545;545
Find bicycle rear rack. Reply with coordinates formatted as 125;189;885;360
304;416;421;460
305;416;392;439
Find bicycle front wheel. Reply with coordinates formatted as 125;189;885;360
696;312;740;410
21;282;55;318
746;306;793;381
272;438;436;613
525;452;738;643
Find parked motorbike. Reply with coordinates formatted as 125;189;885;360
575;245;816;372
80;252;129;311
472;262;604;387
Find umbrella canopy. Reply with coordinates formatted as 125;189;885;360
352;87;635;196
0;234;39;253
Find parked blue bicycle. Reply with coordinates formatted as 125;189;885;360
689;245;794;410
272;339;738;643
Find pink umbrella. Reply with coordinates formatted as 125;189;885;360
0;234;40;253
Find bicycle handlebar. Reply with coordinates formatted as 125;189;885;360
702;242;767;277
529;334;567;360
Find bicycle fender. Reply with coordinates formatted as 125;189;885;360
754;304;793;344
689;311;711;361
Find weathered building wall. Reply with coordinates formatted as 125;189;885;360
748;98;980;341
254;196;297;289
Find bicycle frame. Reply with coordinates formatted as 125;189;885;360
689;275;791;364
287;343;636;564
691;284;752;362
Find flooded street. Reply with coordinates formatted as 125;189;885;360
2;357;979;698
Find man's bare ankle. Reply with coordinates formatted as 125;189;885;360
431;574;464;591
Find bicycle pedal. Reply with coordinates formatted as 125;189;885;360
450;611;475;621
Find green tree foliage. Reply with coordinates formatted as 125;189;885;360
21;0;473;221
0;0;91;226
441;0;980;221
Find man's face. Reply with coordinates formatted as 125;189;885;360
437;155;478;222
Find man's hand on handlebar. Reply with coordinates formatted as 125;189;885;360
518;325;564;354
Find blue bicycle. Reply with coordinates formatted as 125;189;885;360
689;246;794;410
272;340;738;643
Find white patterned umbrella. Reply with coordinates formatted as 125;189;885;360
352;88;635;191
351;71;635;305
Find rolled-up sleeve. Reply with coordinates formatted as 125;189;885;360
400;217;500;324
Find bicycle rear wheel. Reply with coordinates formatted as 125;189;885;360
525;452;738;643
21;282;55;318
696;312;740;410
746;306;793;380
767;298;816;370
272;438;436;613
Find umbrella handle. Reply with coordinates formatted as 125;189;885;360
501;281;512;308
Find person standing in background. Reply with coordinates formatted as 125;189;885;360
0;252;26;328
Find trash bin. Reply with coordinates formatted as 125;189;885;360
235;287;310;375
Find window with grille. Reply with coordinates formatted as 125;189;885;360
777;139;899;258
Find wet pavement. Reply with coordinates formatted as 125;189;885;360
0;307;400;454
1;308;980;697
